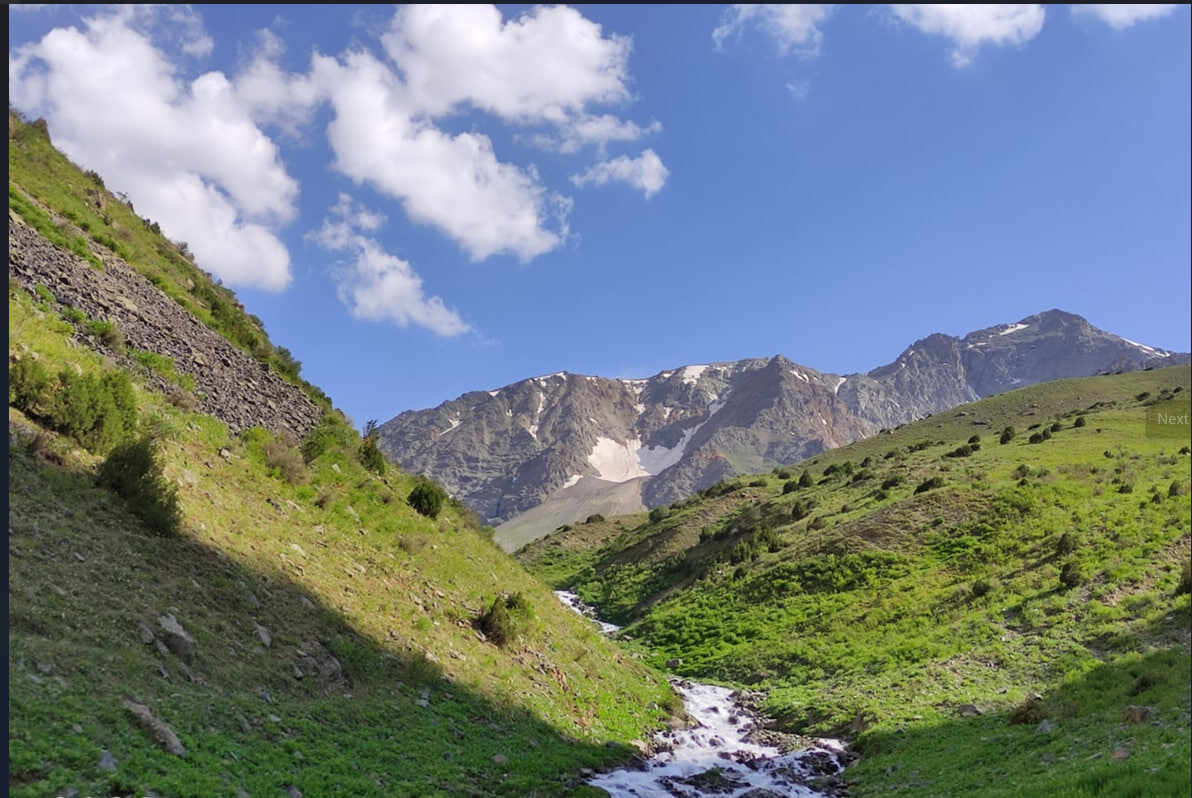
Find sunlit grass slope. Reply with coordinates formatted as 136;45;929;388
519;366;1192;797
7;129;676;794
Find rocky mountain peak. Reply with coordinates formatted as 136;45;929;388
375;309;1187;546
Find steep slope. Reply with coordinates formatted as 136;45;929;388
518;366;1192;796
378;307;1187;549
8;116;675;797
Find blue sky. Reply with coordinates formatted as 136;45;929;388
9;4;1190;427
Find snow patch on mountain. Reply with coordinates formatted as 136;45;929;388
999;323;1030;336
588;437;651;482
561;474;582;489
681;365;708;385
834;376;847;394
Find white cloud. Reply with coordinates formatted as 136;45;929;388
380;4;633;123
311;195;469;337
8;8;296;290
1070;4;1178;29
713;5;832;57
309;50;570;262
232;5;654;262
890;5;1045;67
527;114;662;154
571;149;669;198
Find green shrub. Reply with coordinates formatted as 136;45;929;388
967;434;981;444
83;319;124;350
1050;422;1062;433
649;506;669;524
787;499;810;521
748;478;766;487
408;482;446;519
51;370;137;453
476;593;533;647
945;444;973;458
300;411;358;464
873;488;889;501
96;437;181;536
914;476;945;494
1029;433;1045;444
1177;562;1191;596
970;579;993;598
359;435;387;474
880;475;902;490
264;437;306;484
798;470;813;488
775;469;791;480
782;480;799;494
585;514;605;524
1000;426;1015;444
1074;415;1087;428
1059;560;1084;589
9;357;53;413
1056;532;1076;555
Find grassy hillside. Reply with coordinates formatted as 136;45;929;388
519;367;1192;797
7;127;678;795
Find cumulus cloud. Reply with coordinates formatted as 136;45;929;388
381;4;633;122
310;194;469;337
890;5;1045;67
713;5;832;57
571;149;669;198
232;5;653;262
8;7;296;290
1070;4;1178;29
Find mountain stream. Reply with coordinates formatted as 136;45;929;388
554;590;849;797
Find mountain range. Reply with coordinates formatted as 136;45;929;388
377;310;1187;550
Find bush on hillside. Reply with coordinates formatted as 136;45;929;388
1059;559;1085;589
1074;415;1087;428
585;514;605;524
914;476;945;494
9;357;53;414
881;475;902;490
999;426;1015;444
968;434;981;444
782;480;799;494
798;470;813;488
24;369;137;454
775;469;791;480
359;419;387;474
1177;562;1191;596
264;437;306;484
1050;422;1063;433
408;482;446;519
649;506;669;524
748;478;766;487
96;436;181;536
300;411;358;464
1056;532;1077;556
476;592;533;647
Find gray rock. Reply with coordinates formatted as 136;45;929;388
492;753;508;766
253;623;272;648
138;622;156;645
1036;719;1054;734
157;614;195;662
98;749;118;771
123;699;186;756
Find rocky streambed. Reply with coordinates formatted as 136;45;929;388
554;591;850;797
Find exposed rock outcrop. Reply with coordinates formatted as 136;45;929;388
8;217;321;440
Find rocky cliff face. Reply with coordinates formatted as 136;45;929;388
377;309;1188;536
8;216;322;441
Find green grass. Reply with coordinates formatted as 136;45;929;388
518;366;1192;797
9;282;676;796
